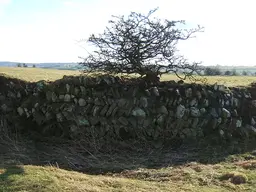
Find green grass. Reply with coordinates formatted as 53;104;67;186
1;66;256;86
1;158;256;192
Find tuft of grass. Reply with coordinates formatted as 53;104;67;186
220;172;248;185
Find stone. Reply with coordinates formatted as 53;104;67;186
118;117;129;126
77;116;90;126
46;91;52;101
94;98;103;106
252;100;256;107
0;95;6;101
236;119;242;128
185;88;192;98
151;87;159;96
196;91;202;99
191;118;199;129
59;95;65;100
157;105;168;115
24;108;30;118
118;99;127;108
92;106;101;116
17;92;21;99
106;103;117;117
176;104;185;119
70;124;78;133
219;129;225;137
51;92;58;102
203;99;209;107
156;114;165;125
111;107;119;117
233;98;239;107
66;84;70;93
80;86;86;95
131;107;146;117
200;108;206;114
33;111;45;125
222;108;231;119
139;97;148;108
1;104;8;113
34;103;39;108
190;98;198;107
45;112;54;121
78;98;86;107
145;89;151;96
64;94;71;102
210;108;218;118
190;107;200;117
100;105;109;116
17;107;24;116
74;87;80;96
90;117;100;125
56;113;64;122
251;117;256;126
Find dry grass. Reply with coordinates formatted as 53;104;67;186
1;158;256;192
0;67;80;82
1;67;256;86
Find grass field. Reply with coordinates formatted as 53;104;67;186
0;66;256;191
1;66;256;87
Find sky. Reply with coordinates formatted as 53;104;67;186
0;0;255;66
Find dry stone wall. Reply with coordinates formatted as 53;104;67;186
1;74;256;146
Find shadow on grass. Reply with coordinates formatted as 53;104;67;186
1;134;255;176
0;165;25;191
0;165;24;181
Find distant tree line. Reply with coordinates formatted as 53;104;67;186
202;66;254;76
16;63;36;68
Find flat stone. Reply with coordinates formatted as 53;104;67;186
190;107;200;117
66;84;70;93
64;94;71;102
33;111;45;125
139;97;148;108
73;87;80;96
118;117;129;126
176;104;185;119
131;107;146;117
77;116;90;126
78;98;86;107
17;92;21;98
46;91;52;101
17;107;24;116
92;106;101;116
51;92;58;102
1;104;8;112
185;88;192;97
157;105;168;115
151;87;159;96
106;103;117;117
100;105;109;116
118;99;127;108
80;86;86;95
59;95;64;100
222;108;231;119
56;113;64;122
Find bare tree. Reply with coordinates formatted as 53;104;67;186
80;8;204;82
